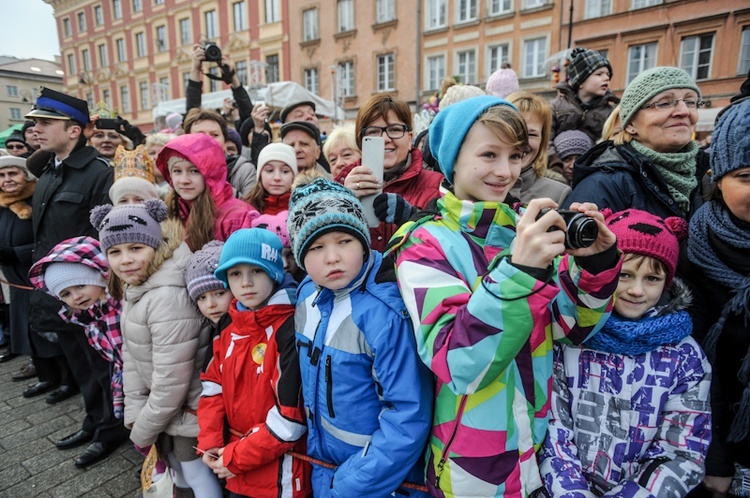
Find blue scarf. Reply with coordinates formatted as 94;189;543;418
584;309;692;356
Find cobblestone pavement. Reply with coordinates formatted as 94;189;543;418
0;354;141;498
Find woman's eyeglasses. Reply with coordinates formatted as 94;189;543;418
361;124;410;140
640;98;705;111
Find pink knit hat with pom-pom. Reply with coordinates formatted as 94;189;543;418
252;210;290;248
486;66;519;99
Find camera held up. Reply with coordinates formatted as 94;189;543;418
536;208;598;250
203;42;222;63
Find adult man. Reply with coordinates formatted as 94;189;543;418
22;120;40;151
26;87;125;469
280;121;331;178
4;131;30;157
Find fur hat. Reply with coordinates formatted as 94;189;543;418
486;67;519;99
438;84;486;111
252;210;290;248
287;177;369;270
604;208;688;288
567;47;612;92
91;199;168;253
215;228;284;285
619;66;701;127
108;145;159;204
185;240;226;302
43;262;108;298
553;130;594;160
709;98;750;182
257;143;298;175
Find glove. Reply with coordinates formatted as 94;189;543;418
373;193;418;225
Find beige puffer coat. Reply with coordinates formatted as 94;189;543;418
120;219;211;447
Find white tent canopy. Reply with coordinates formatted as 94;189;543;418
152;81;345;120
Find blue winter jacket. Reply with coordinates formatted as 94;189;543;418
295;250;432;498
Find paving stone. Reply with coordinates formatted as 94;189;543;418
0;418;31;438
1;414;74;450
0;463;31;491
22;446;76;475
50;454;135;498
0;437;49;472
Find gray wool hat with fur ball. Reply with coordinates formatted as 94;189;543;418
619;66;701;128
90;199;168;253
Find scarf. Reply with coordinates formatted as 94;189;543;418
0;181;34;220
630;140;698;214
584;309;692;356
689;200;750;442
383;152;412;184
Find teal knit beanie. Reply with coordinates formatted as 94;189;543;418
215;228;284;285
710;98;750;182
429;95;518;184
620;67;701;127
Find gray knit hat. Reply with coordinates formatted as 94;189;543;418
0;156;35;181
90;199;168;253
710;98;750;182
553;130;594;160
185;240;226;302
44;262;108;298
620;67;701;127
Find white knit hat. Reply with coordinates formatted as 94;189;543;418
44;262;108;298
257;143;298;175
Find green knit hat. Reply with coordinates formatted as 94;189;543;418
619;67;701;128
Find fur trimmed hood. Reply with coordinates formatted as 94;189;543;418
0;181;34;219
655;276;693;317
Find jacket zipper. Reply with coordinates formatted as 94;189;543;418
325;355;335;418
435;395;467;488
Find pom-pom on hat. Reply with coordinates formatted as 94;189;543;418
429;95;518;184
215;228;285;285
257;143;298;175
185;240;226;302
619;66;701;128
553;130;594;160
91;199;168;253
709;98;750;182
438;84;486;111
108;145;159;204
287;176;370;270
43;262;108;299
252;210;290;248
603;208;688;288
486;66;519;99
567;47;612;92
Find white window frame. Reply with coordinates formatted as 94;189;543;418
67;54;76;75
523;36;547;78
376;0;395;23
102;89;111;107
132;0;142;13
233;1;247;31
338;61;355;97
487;43;510;78
82;49;91;71
632;0;661;8
120;85;130;112
456;49;477;84
489;0;512;16
205;10;217;40
426;0;447;30
304;68;319;95
303;8;319;41
94;5;103;26
112;0;122;19
77;12;87;32
10;108;22;121
456;0;478;23
338;0;354;32
6;85;18;97
627;42;658;83
377;53;395;92
235;60;248;85
266;54;280;83
116;38;126;62
135;32;146;58
156;26;167;52
740;27;750;75
524;0;546;9
139;81;149;110
180;18;191;46
98;43;108;66
265;0;280;23
680;33;714;81
585;0;612;18
63;18;71;37
426;54;446;91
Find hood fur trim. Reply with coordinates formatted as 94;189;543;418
655;276;693;316
143;217;185;281
0;181;34;219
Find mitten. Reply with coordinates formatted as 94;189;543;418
373;193;418;225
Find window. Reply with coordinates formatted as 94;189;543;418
98;43;108;66
180;18;191;46
156;25;167;52
338;0;354;32
155;0;164;4
740;28;750;75
427;55;445;90
113;0;122;19
209;67;220;92
377;53;395;91
133;0;142;12
120;85;130;112
265;0;280;23
67;54;76;75
77;12;86;32
159;77;170;100
632;0;661;7
489;0;512;16
338;61;355;97
456;50;476;84
135;32;146;57
233;2;247;31
426;0;446;29
205;10;217;39
82;49;91;71
139;81;149;110
86;93;94;109
116;38;126;62
523;37;546;78
10;108;22;121
586;0;612;18
183;72;191;90
524;0;547;8
376;0;395;23
235;60;248;85
627;42;658;83
457;0;478;23
303;8;318;41
6;85;18;97
102;89;111;107
680;33;714;81
63;18;71;37
487;44;510;77
94;5;103;25
304;68;319;95
266;54;280;83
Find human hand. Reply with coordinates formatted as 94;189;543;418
564;202;616;258
344;166;381;198
207;447;236;479
191;44;205;70
512;198;567;269
251;103;270;132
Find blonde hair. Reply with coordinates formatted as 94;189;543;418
600;105;623;143
322;124;358;162
145;132;177;149
475;105;529;153
506;91;550;176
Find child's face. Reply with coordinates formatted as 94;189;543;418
59;284;105;310
260;160;295;196
169;160;206;201
196;288;233;323
614;256;667;320
282;247;298;275
521;112;543;168
303;232;365;291
578;68;611;100
117;194;146;205
107;243;156;286
226;264;275;311
452;123;525;203
562;155;579;182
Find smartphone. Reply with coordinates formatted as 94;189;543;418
359;136;385;227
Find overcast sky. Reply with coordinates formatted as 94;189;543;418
0;1;60;61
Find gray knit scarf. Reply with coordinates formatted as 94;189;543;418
630;140;698;215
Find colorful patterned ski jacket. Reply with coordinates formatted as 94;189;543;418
388;190;621;498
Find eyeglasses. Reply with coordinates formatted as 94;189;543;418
5;144;26;150
640;98;704;111
361;124;410;140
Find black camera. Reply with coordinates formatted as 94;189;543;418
203;42;222;63
536;208;598;250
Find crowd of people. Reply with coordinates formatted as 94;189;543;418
1;46;749;498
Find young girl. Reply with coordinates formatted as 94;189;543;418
197;228;310;498
185;240;231;328
91;199;222;498
251;210;305;283
540;208;711;497
244;142;297;215
109;145;159;205
155;132;258;251
388;95;622;497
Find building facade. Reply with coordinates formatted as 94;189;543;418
0;57;63;132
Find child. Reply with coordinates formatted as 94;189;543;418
244;142;297;215
28;236;124;419
287;174;433;497
91;199;222;497
540;208;712;496
108;145;159;205
155;132;258;251
196;228;310;497
553;130;594;185
387;95;622;497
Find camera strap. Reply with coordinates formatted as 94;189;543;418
204;66;235;84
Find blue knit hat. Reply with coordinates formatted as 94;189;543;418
710;98;750;182
215;228;284;285
619;67;701;128
287;177;370;270
429;95;518;184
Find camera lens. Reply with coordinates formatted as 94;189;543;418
565;214;598;249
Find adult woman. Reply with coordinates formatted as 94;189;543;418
337;94;443;251
563;67;709;220
322;124;360;178
89;128;131;160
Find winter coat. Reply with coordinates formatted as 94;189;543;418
539;280;712;497
120;219;211;447
185;78;253;130
260;192;290;215
198;276;310;497
388;190;621;498
509;165;571;205
550;82;619;143
156;133;259;242
226;154;257;199
562;141;710;220
295;250;433;498
336;148;443;251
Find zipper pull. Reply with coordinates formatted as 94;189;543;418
435;458;446;487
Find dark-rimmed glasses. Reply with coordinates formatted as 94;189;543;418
5;144;26;150
361;124;410;140
640;98;704;111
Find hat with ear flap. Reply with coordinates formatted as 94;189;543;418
91;199;168;253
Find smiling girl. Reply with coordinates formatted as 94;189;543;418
244;142;297;215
